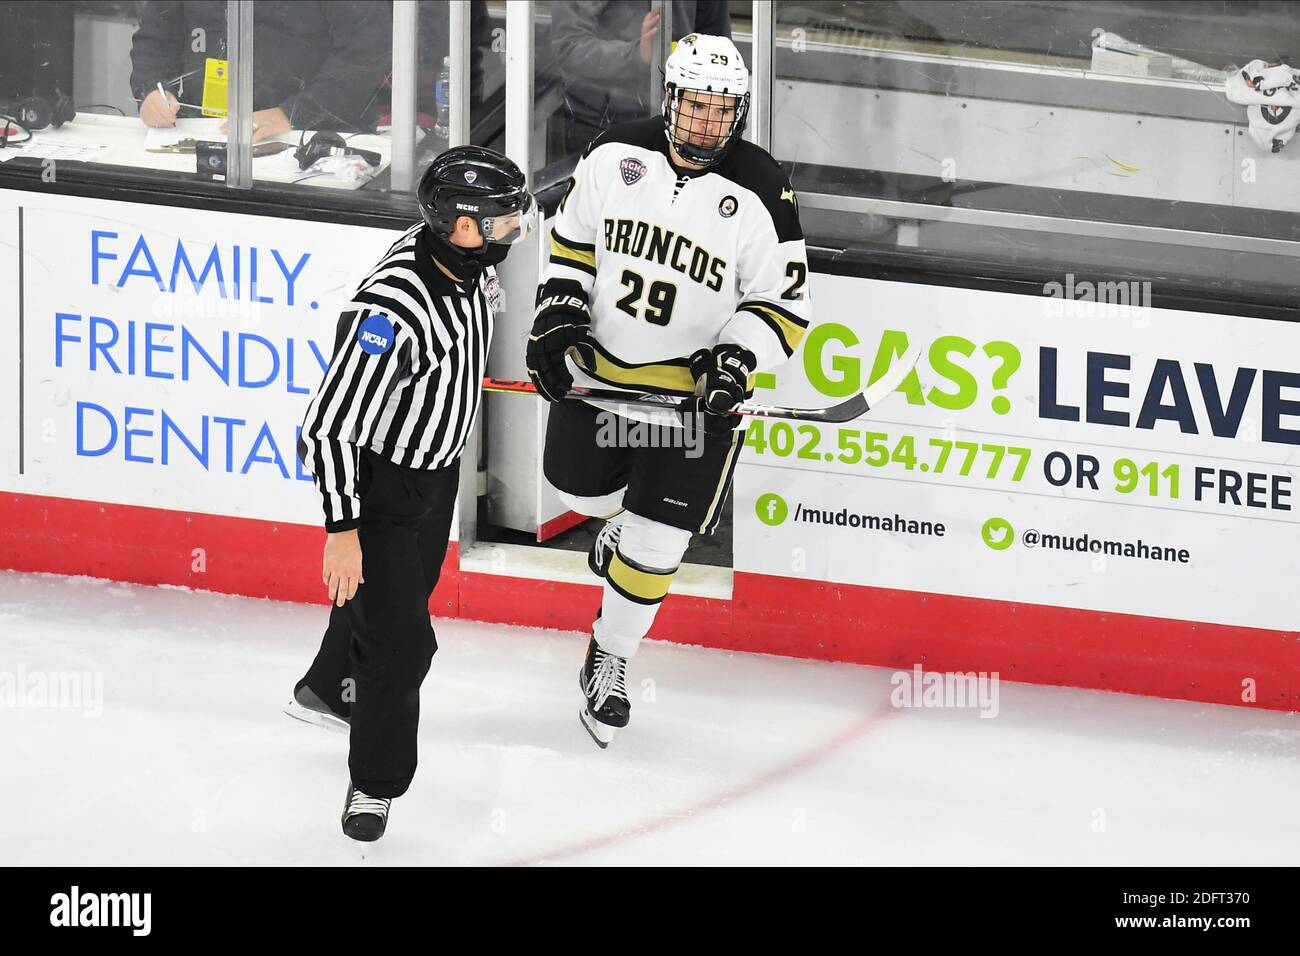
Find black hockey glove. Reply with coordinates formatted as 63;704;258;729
689;344;756;437
527;293;595;403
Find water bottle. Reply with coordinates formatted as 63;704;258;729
435;56;451;131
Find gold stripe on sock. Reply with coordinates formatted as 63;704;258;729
607;552;675;605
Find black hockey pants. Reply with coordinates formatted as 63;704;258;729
300;448;459;799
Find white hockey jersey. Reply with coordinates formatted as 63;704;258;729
539;118;811;400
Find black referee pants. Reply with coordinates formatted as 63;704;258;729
299;448;459;799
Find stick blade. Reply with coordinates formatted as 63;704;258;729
771;342;921;423
791;393;871;423
863;343;922;411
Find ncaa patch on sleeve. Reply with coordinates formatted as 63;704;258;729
357;313;395;355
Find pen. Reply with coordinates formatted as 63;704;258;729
150;84;201;112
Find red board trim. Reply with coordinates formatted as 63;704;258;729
2;492;1295;710
537;508;588;542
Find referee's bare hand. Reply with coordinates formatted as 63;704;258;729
323;530;364;606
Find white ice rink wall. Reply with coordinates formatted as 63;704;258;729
3;187;1298;712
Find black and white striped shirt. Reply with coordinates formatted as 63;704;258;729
299;223;496;532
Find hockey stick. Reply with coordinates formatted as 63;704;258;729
483;344;921;424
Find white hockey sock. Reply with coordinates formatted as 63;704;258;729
592;512;691;659
559;487;627;520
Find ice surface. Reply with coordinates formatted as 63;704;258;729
1;570;1296;866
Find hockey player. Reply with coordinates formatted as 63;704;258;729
526;34;811;747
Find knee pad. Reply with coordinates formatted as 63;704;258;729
617;511;691;572
559;487;626;519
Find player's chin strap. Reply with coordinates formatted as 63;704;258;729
481;345;921;425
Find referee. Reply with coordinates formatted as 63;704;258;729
289;146;534;842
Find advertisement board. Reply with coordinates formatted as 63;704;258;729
736;274;1300;632
1;190;407;530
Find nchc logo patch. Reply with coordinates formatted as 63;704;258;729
484;273;504;314
620;157;647;185
357;313;395;355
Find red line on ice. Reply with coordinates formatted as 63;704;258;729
498;702;895;866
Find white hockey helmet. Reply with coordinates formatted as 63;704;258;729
662;33;750;166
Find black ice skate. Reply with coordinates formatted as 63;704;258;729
587;514;624;579
578;637;631;748
341;783;391;842
283;679;350;734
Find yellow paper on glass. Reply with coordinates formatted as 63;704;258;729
201;58;229;117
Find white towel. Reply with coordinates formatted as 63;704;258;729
1225;59;1300;153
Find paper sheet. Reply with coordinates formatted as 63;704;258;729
143;118;226;150
0;142;110;163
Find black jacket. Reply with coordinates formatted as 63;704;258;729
550;0;731;127
129;0;392;132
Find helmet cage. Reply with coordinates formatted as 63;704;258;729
663;84;749;166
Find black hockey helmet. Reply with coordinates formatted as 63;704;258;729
417;145;536;246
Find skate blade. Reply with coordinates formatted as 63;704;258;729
283;700;350;734
579;708;617;749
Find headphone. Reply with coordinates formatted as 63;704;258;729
293;130;381;170
0;91;75;131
